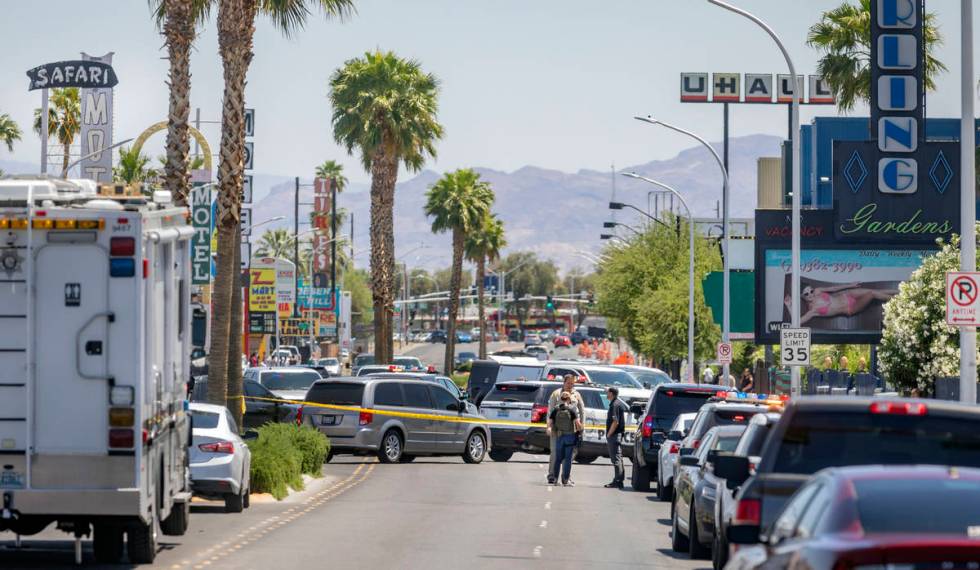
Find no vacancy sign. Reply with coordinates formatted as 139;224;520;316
947;272;980;327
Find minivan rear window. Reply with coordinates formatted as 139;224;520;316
305;382;365;406
486;384;540;404
651;390;716;430
771;411;980;474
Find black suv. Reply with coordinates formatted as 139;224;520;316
191;378;299;429
478;381;560;461
631;384;730;492
466;358;545;405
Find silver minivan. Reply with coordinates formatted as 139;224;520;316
301;377;491;464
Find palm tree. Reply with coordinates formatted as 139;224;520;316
208;0;354;421
465;214;506;359
425;169;494;374
807;0;945;112
33;88;81;176
255;228;295;260
314;159;348;192
0;113;22;153
150;0;212;206
330;50;444;365
113;146;158;184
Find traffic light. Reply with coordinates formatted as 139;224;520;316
546;295;555;311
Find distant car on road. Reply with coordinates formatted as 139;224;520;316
615;365;673;389
455;331;473;343
352;353;376;375
569;331;587;345
393;356;425;371
525;345;549;360
552;335;571;348
316;357;341;376
189;403;253;513
455;351;477;370
301;377;490;464
507;329;523;342
427;330;448;344
523;332;542;346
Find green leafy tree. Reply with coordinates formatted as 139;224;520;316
496;252;561;330
314;159;348;192
465;213;506;359
255;228;296;260
425;169;494;373
330;50;444;364
113;146;158;185
33;87;80;177
0;113;22;153
807;0;945;112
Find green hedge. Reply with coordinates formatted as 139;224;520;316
249;423;330;500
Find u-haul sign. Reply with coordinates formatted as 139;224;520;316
680;72;834;105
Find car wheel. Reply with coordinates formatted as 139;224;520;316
488;449;513;462
224;491;244;513
712;529;728;570
92;524;124;563
631;460;651;492
160;499;188;536
243;488;250;509
689;504;710;559
463;431;487;464
670;499;689;553
657;477;671;502
378;429;404;464
127;502;158;564
399;454;416;463
324;450;334;464
575;455;597;464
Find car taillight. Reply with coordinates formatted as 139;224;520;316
692;439;701;450
668;442;679;454
869;401;927;416
110;237;135;256
108;429;134;448
641;415;654;438
359;411;373;426
199;441;234;454
296;405;304;426
733;415;745;422
530;405;548;423
733;498;761;526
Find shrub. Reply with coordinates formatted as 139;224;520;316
248;423;330;499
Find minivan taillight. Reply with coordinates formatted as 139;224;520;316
530;405;548;423
641;415;654;438
359;411;373;426
733;498;761;526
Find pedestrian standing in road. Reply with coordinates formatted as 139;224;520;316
604;387;629;489
548;391;582;486
547;374;585;485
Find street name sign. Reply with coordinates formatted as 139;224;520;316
780;328;811;367
947;272;980;327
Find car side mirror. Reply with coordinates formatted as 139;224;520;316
243;430;259;441
726;524;760;545
679;447;694;457
667;430;683;441
679;455;699;467
713;453;751;488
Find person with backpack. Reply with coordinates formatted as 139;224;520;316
548;391;583;486
546;374;585;485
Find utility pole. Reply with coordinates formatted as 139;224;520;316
294;176;300;317
960;0;977;405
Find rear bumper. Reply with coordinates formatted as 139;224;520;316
192;477;241;497
490;427;546;453
2;489;142;517
314;426;380;453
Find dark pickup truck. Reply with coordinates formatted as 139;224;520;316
717;397;980;546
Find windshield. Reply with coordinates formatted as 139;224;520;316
354;355;375;367
318;358;338;366
393;357;423;369
495;364;544;382
586;369;643;389
853;478;980;535
626;369;672;388
771;411;980;474
259;370;322;391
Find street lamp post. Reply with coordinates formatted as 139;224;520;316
635;117;733;386
603;221;641;236
623;173;696;381
706;0;801;395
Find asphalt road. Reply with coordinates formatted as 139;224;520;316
400;340;525;370
0;455;707;570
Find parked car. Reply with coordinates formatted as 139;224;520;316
300;377;490;464
191;378;300;428
569;330;587;345
523;332;542;347
671;425;746;558
507;329;523;342
393;356;425;372
552;335;571;348
716;397;980;550
427;330;448;344
711;411;782;569
316;357;341;376
466;356;546;405
357;364;403;376
352;353;376;375
656;412;698;502
538;329;556;342
726;465;980;570
525;345;549;360
189;403;253;513
456;331;473;343
244;367;323;401
278;345;301;365
615;365;673;390
631;383;729;492
455;351;477;370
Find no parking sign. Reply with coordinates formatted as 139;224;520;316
947;272;980;327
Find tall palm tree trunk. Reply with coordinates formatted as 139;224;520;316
209;0;254;410
477;256;487;359
370;149;398;364
61;141;70;178
163;0;194;206
227;228;244;428
444;230;463;375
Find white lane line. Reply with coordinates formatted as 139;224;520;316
544;501;551;510
539;520;548;529
532;545;543;558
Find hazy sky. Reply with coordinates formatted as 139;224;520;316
1;1;977;183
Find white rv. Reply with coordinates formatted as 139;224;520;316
0;177;193;564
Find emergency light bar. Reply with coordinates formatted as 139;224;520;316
0;217;105;230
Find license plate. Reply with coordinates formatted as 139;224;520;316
496;409;510;418
320;416;338;426
624;433;635;444
0;471;24;489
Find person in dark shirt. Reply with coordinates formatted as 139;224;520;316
548;392;583;486
604;387;629;489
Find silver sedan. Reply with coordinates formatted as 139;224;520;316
189;403;253;513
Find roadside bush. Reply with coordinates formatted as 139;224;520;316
248;423;330;499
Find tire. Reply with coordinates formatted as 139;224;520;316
160;499;189;536
400;454;416;463
324;450;334;463
224;491;244;513
712;529;728;570
378;429;404;464
488;449;513;462
657;478;672;502
671;499;689;553
127;513;158;564
243;488;251;509
462;431;487;464
92;524;124;564
575;455;597;464
631;460;651;492
689;504;710;559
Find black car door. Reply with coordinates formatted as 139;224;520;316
243;380;278;428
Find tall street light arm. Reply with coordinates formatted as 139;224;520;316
609;201;670;229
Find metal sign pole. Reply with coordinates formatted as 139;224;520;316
40;89;48;175
960;0;977;404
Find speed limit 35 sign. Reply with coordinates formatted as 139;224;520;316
780;328;811;367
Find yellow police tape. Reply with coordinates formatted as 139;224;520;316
244;395;627;432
